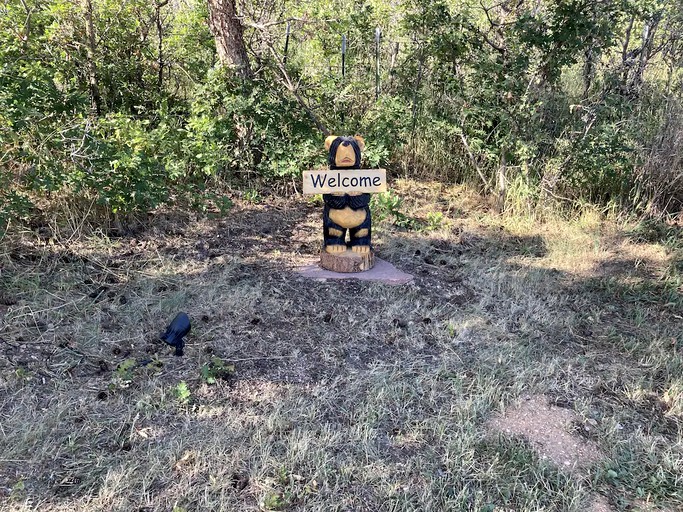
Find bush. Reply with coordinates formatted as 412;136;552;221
2;0;682;235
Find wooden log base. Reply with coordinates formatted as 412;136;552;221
320;248;375;273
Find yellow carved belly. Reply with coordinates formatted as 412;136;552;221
329;206;366;229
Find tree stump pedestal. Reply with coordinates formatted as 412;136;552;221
320;248;375;273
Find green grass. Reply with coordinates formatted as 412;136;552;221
0;182;681;511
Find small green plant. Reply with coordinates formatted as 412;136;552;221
191;190;234;217
262;490;288;511
14;366;32;381
111;358;138;388
372;192;401;223
143;358;164;373
243;189;262;204
174;381;191;404
10;479;26;501
371;192;416;229
424;211;445;231
276;466;289;486
305;194;324;206
214;195;234;216
200;357;235;385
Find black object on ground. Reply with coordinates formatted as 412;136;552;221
160;312;191;356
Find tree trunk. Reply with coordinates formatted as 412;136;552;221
207;0;251;78
631;12;662;91
320;249;375;273
496;148;507;213
620;16;635;91
82;0;102;115
582;46;595;98
156;1;169;92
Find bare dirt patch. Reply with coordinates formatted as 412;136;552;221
488;394;606;471
589;495;616;512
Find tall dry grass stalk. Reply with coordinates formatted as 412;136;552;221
636;97;683;216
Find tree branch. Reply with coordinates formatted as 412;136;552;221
249;22;330;135
268;45;330;135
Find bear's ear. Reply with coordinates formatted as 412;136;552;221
325;135;337;151
353;135;365;151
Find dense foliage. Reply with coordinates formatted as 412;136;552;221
1;0;682;233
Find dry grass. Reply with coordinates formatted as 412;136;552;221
1;181;682;511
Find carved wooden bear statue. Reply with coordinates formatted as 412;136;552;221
323;135;372;254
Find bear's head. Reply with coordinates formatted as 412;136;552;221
325;135;365;169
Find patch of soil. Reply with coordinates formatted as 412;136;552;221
488;394;605;471
632;499;676;512
590;495;616;512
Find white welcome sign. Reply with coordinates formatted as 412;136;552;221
302;169;387;195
